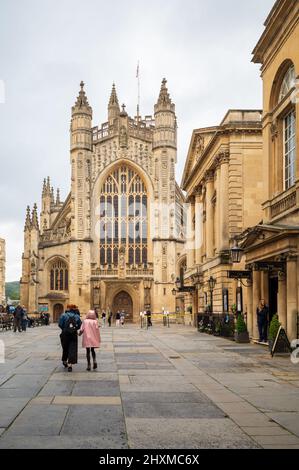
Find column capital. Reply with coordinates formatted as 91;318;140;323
287;253;297;262
218;150;230;165
204;169;214;183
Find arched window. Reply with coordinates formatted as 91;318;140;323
49;259;69;291
99;165;148;266
279;65;295;103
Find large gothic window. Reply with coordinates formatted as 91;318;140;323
99;166;148;266
49;259;69;291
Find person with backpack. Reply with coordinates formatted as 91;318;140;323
79;310;100;371
58;304;82;372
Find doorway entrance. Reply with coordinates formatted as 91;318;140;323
112;291;133;322
53;303;64;322
269;275;278;323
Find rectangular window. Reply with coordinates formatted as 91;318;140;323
284;110;296;190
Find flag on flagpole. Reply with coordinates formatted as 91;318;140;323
136;62;139;78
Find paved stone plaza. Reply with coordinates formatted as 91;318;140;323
0;324;299;449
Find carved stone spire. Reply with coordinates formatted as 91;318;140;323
31;203;39;230
42;178;47;196
72;81;92;116
108;83;120;121
156;78;172;107
46;176;51;193
56;188;60;205
50;187;55;204
24;205;31;231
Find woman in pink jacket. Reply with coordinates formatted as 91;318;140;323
79;310;100;371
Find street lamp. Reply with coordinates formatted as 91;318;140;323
208;276;216;313
230;238;244;264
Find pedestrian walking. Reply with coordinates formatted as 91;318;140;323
115;310;121;327
58;304;82;372
256;299;269;343
101;310;106;327
21;306;28;331
146;309;152;328
13;304;24;332
79;310;100;371
108;310;113;327
120;310;125;327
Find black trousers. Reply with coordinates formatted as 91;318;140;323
86;347;96;363
60;332;78;364
13;318;21;332
258;320;268;342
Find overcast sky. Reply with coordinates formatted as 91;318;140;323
0;0;275;282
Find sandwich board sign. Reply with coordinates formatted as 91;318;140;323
271;326;291;357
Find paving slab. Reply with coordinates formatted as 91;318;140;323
71;380;120;397
53;396;121;405
60;405;126;440
3;404;68;436
121;391;212;404
266;412;299;437
123;402;226;419
242;426;293;436
0;435;128;449
0;398;30;428
125;418;259;449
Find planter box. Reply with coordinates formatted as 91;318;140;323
234;331;250;343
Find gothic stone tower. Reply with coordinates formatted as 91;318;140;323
20;79;185;321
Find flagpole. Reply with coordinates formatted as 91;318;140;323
136;61;140;121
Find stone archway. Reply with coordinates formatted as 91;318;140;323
112;291;133;322
53;303;64;323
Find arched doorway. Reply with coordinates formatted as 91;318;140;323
112;291;133;322
53;303;64;322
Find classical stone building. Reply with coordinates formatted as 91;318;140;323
180;110;264;325
237;0;299;341
20;80;185;321
0;238;5;304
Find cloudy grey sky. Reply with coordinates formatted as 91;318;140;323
0;0;275;281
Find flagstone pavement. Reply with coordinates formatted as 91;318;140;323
1;323;299;449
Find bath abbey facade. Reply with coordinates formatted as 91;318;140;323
20;80;185;321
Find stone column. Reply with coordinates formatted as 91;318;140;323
219;152;229;252
287;255;298;341
278;271;287;330
187;198;195;269
195;191;203;265
261;271;269;305
214;163;221;253
247;280;253;337
205;171;214;259
252;269;261;340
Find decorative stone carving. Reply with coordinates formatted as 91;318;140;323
119;126;128;148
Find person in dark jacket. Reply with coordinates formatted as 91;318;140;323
13;305;24;333
58;304;82;371
256;299;269;343
146;309;152;328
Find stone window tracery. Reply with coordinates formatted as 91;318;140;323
49;259;69;291
99;165;148;266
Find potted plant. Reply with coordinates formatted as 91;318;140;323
186;305;192;314
268;314;281;352
234;314;250;343
214;318;221;336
